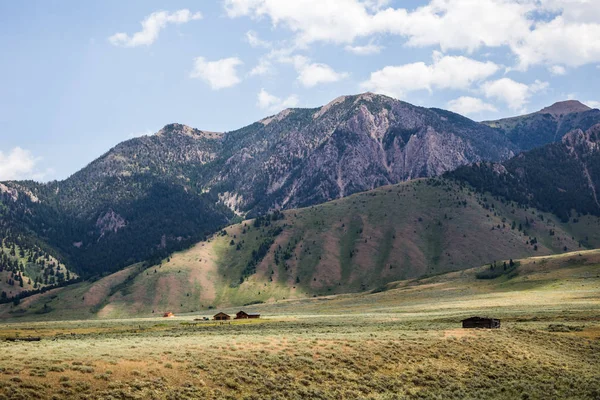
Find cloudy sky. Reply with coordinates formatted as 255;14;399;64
1;0;599;181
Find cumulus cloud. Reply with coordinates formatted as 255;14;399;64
0;147;51;181
276;55;348;87
296;62;349;87
223;0;600;69
447;96;498;116
481;78;549;111
344;43;383;55
109;9;202;47
190;57;244;89
360;52;499;99
257;89;299;111
512;16;600;69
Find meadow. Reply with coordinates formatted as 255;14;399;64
0;250;598;399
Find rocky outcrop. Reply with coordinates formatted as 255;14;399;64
96;210;127;236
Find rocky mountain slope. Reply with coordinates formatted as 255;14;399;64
448;123;600;223
483;100;600;151
0;93;519;277
4;177;599;319
210;93;516;214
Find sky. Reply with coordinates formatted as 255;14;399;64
1;0;599;181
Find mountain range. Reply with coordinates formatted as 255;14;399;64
1;93;599;312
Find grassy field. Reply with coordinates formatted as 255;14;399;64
0;250;598;399
4;178;600;320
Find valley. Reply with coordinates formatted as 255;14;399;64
0;249;597;399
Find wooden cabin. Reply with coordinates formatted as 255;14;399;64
235;311;261;319
163;312;174;318
462;317;500;329
213;312;231;321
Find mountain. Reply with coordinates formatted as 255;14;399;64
209;93;516;214
0;93;518;278
448;123;600;223
4;176;599;319
483;100;600;151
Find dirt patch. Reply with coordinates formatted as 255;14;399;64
83;268;133;307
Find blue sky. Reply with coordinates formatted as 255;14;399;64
1;0;599;181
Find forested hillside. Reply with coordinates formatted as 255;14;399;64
448;124;600;222
6;177;599;319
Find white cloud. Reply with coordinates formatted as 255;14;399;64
585;100;600;109
481;78;549;111
447;96;497;116
257;89;299;111
548;65;567;76
296;62;349;87
190;57;244;89
276;55;348;87
109;9;202;47
222;0;532;50
249;58;274;76
344;43;383;55
223;0;600;70
512;16;600;69
0;147;51;181
223;0;374;45
245;30;271;48
360;52;499;99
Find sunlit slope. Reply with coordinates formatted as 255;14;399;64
254;248;600;319
4;178;600;319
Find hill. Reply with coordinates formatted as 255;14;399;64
4;177;599;320
0;93;518;278
483;100;600;151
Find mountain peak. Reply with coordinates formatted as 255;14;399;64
156;123;222;139
312;92;393;119
538;100;591;116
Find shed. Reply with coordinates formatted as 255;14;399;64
213;312;231;321
462;317;500;329
235;311;261;319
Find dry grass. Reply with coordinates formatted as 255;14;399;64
0;250;598;399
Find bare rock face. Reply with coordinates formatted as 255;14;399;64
208;93;515;213
563;124;600;154
96;210;126;236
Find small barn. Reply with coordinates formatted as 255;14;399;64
213;312;231;321
462;317;500;329
163;312;174;318
235;311;261;319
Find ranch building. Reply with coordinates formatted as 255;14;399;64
462;317;501;329
235;311;261;319
213;312;231;321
